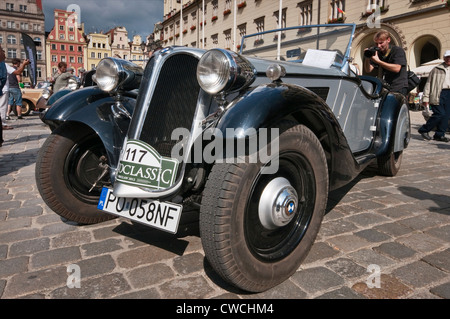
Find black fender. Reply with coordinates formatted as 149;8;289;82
375;92;410;156
212;82;362;190
42;86;136;181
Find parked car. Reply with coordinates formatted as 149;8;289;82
36;24;410;292
15;81;51;116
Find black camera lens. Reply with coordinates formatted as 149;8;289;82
364;47;380;58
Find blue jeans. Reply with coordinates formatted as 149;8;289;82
8;87;22;106
419;89;450;138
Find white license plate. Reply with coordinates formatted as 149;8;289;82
97;187;182;234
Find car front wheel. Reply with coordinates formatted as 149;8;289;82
200;123;329;292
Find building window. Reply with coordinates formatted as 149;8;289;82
70;56;75;63
61;44;65;51
60;25;64;31
224;29;232;49
6;3;14;11
52;55;57;62
20;5;27;12
299;1;313;26
7;35;16;44
37;51;42;60
7;48;17;58
61;56;66;62
69;45;74;51
52;44;57;50
78;57;83;63
254;17;265;41
212;33;219;48
20;22;29;30
367;0;386;12
37;67;42;78
91;52;95;58
329;0;345;22
274;8;287;29
7;21;15;29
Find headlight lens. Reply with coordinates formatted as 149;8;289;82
94;58;120;92
41;88;51;99
197;49;256;95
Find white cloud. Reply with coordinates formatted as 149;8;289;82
43;0;163;39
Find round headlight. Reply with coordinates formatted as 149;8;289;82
95;58;119;92
41;88;51;99
197;49;256;95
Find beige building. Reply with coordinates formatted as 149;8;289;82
161;0;450;78
86;32;111;70
0;0;46;85
129;34;147;68
106;26;130;60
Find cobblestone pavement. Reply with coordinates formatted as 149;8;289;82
0;111;449;300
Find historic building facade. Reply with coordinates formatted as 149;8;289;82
86;32;111;70
161;0;450;78
0;0;46;85
45;9;87;78
106;26;131;60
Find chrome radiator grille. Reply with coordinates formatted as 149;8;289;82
139;54;200;158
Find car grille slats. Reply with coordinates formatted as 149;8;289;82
139;54;200;158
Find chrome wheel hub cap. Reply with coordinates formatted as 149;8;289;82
258;177;298;230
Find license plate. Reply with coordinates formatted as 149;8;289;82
97;187;182;234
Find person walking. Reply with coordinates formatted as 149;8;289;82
6;58;24;120
0;44;29;131
418;50;450;142
364;30;408;95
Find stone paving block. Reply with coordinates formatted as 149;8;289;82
392;261;447;288
397;232;447;253
348;248;396;269
245;279;307;299
3;266;68;298
127;263;175;289
50;273;131;299
354;229;392;243
80;238;122;256
344;212;391;227
325;258;367;279
51;231;92;249
429;282;450;299
159;276;215;299
9;237;50;257
421;248;450;273
30;246;82;269
303;242;340;264
373;242;417;260
317;286;366;299
172;252;205;275
351;274;413;299
326;234;372;253
0;256;29;277
291;267;345;295
116;245;178;269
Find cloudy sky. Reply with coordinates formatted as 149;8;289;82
43;0;164;40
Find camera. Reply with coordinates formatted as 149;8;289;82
364;47;381;58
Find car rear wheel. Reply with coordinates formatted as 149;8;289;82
377;150;403;176
200;123;328;292
12;100;32;116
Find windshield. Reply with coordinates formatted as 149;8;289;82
241;24;355;69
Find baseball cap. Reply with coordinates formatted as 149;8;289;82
444;50;450;57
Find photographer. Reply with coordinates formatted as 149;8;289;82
364;30;408;95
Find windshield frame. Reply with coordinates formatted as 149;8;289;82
239;23;356;71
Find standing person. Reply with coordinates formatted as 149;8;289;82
364;30;408;95
418;50;450;142
52;62;72;93
6;58;24;119
0;44;29;131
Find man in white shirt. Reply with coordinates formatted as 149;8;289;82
0;44;29;130
419;50;450;142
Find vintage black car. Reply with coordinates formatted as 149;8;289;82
36;24;410;292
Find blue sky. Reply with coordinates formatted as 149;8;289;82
43;0;164;40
